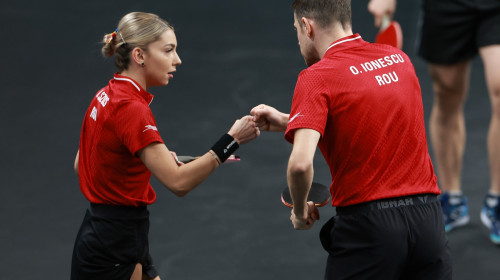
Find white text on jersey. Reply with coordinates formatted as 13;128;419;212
96;91;109;107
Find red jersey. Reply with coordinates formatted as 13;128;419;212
285;34;439;207
78;74;164;206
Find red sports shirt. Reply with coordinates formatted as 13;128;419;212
285;34;440;207
78;74;164;206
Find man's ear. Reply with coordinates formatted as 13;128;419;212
301;17;314;38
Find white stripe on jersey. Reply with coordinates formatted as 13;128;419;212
324;35;362;55
114;77;141;92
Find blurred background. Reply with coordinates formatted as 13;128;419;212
1;0;498;279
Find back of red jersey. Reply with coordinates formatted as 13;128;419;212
285;34;439;207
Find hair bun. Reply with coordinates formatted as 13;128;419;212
100;12;173;71
101;34;116;57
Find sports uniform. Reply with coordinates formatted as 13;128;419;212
72;74;163;279
419;0;500;64
285;34;452;279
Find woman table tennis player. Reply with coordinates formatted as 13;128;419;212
71;12;259;280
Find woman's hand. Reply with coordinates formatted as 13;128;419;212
228;115;260;145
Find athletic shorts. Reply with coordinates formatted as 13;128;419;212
71;203;159;280
320;194;452;280
418;0;500;64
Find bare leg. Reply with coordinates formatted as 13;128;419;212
131;263;143;280
131;263;162;280
428;61;471;192
480;45;500;194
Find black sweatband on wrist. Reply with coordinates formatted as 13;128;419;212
211;133;239;162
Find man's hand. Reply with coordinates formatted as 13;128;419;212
290;201;320;230
250;104;289;132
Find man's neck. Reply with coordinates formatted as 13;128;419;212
316;27;353;59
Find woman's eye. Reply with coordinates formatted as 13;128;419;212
166;49;173;53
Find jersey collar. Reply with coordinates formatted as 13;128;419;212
324;33;365;56
113;73;155;105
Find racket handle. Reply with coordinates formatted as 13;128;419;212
177;155;240;164
176;156;197;164
380;15;390;30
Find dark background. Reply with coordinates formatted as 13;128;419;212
1;0;498;279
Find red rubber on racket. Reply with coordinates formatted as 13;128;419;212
375;15;403;49
281;182;330;208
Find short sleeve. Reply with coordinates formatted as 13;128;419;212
114;101;164;155
285;69;329;143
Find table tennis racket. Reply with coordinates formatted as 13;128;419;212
281;182;330;208
375;15;403;49
176;154;240;164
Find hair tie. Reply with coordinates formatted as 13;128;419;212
106;28;118;44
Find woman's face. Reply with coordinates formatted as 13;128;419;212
143;29;182;87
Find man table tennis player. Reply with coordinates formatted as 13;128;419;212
251;0;452;279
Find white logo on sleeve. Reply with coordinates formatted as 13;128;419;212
143;125;158;132
90;107;97;121
288;112;303;124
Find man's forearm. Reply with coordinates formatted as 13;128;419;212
287;156;314;215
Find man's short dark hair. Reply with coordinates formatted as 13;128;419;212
292;0;351;29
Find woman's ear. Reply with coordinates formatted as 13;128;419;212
130;47;145;66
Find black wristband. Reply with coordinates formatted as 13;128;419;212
211;134;239;162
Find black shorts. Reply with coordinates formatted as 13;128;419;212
418;0;500;64
71;204;159;280
320;194;452;280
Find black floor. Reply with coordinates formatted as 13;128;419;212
1;0;499;279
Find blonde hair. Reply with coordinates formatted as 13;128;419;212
102;12;174;71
